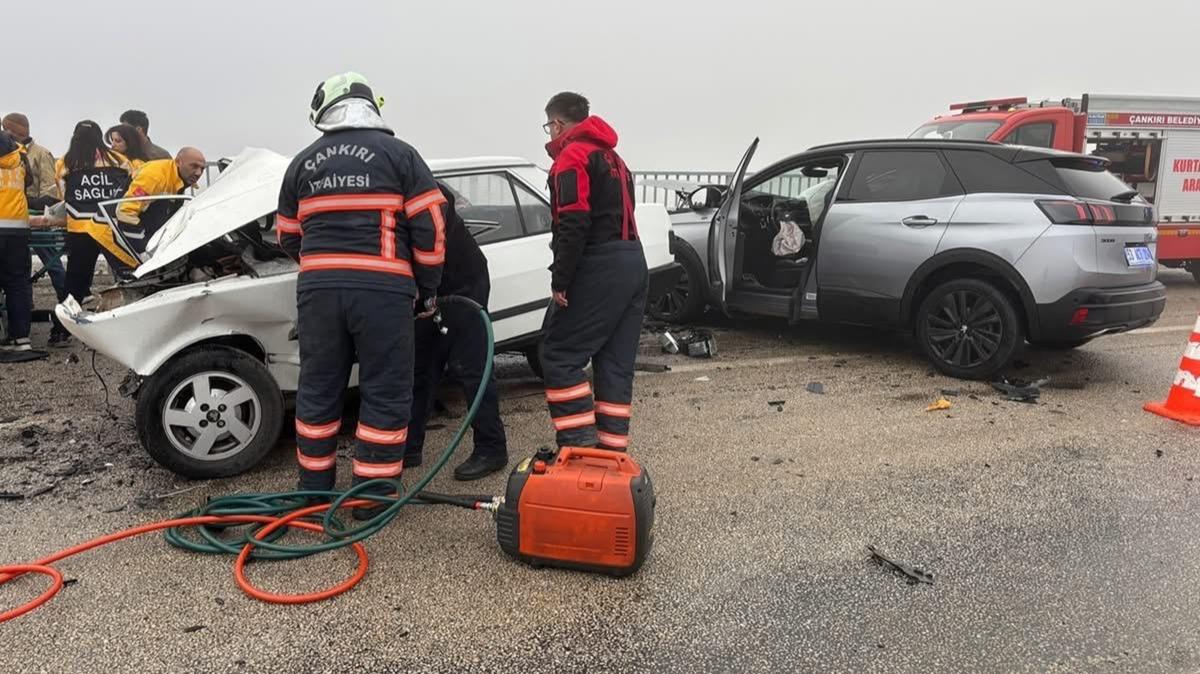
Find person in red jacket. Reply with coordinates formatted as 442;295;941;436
539;92;648;452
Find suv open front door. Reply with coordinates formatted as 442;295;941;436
708;138;758;314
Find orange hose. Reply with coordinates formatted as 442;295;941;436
0;500;377;624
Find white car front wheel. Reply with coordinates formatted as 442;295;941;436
136;346;284;478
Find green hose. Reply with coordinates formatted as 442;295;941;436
163;297;495;560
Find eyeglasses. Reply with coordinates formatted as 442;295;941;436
542;120;560;135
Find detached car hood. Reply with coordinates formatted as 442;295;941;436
136;147;291;278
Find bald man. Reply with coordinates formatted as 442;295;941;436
116;147;206;256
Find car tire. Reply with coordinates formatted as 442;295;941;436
523;340;545;380
1189;261;1200;285
1030;338;1092;350
136;346;284;479
647;244;707;324
916;278;1023;380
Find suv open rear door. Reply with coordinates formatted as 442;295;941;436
708;138;758;314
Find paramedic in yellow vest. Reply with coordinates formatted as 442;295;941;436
115;147;206;254
0;132;33;352
56;120;135;301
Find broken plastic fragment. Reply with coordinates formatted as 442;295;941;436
925;398;952;412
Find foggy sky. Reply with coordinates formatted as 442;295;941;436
13;0;1200;172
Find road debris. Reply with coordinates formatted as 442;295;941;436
768;399;786;411
183;625;206;633
26;483;58;498
925;398;952;412
867;544;935;585
1156;449;1164;458
806;382;826;395
154;485;203;500
659;331;680;354
991;377;1050;403
634;361;670;373
694;376;711;382
659;329;717;358
940;388;961;397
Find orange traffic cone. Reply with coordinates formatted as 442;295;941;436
1145;315;1200;426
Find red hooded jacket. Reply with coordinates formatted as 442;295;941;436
545;116;639;292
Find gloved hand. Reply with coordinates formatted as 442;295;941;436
416;295;438;319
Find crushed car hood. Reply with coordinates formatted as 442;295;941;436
136;147;292;278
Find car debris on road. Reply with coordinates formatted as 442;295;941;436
867;544;935;585
926;398;953;412
659;328;717;358
992;377;1051;403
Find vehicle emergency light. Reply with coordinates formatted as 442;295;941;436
495;446;655;576
949;97;1028;113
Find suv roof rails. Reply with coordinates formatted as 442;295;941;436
807;138;1005;151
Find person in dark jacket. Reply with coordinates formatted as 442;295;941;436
277;72;445;517
405;182;508;480
539;92;648;452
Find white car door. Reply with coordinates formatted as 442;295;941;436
436;171;553;347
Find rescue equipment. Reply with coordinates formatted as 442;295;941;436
0;296;655;624
496;446;654;576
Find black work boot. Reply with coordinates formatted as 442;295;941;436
453;453;509;481
350;479;399;521
47;324;72;348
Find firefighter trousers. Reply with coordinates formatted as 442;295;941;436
540;241;648;451
294;287;414;492
406;301;507;466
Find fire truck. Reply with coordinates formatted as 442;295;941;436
913;94;1200;282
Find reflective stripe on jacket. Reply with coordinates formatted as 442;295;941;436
277;127;445;297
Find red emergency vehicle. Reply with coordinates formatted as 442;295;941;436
913;94;1200;282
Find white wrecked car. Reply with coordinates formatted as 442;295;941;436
56;148;679;478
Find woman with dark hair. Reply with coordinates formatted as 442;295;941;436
106;124;150;170
56;120;135;306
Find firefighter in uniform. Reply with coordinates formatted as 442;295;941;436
277;72;445;515
405;182;508;481
540;92;648;451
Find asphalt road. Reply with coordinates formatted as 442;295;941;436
2;270;1199;674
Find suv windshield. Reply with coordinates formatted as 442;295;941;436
910;120;1002;141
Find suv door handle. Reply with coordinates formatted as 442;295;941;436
901;215;938;227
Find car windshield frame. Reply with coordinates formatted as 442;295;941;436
910;120;1003;141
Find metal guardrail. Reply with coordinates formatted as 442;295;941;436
203;163;824;208
632;171;826;207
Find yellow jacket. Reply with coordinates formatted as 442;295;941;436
117;158;184;225
58;151;137;267
0;143;28;232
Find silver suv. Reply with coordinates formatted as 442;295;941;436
660;138;1165;379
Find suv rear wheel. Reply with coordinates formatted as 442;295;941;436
916;278;1022;380
136;346;284;478
648;245;707;324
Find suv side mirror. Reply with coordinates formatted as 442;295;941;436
689;185;724;211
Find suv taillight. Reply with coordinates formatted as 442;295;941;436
1036;199;1153;226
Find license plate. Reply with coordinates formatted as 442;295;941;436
1124;245;1155;267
